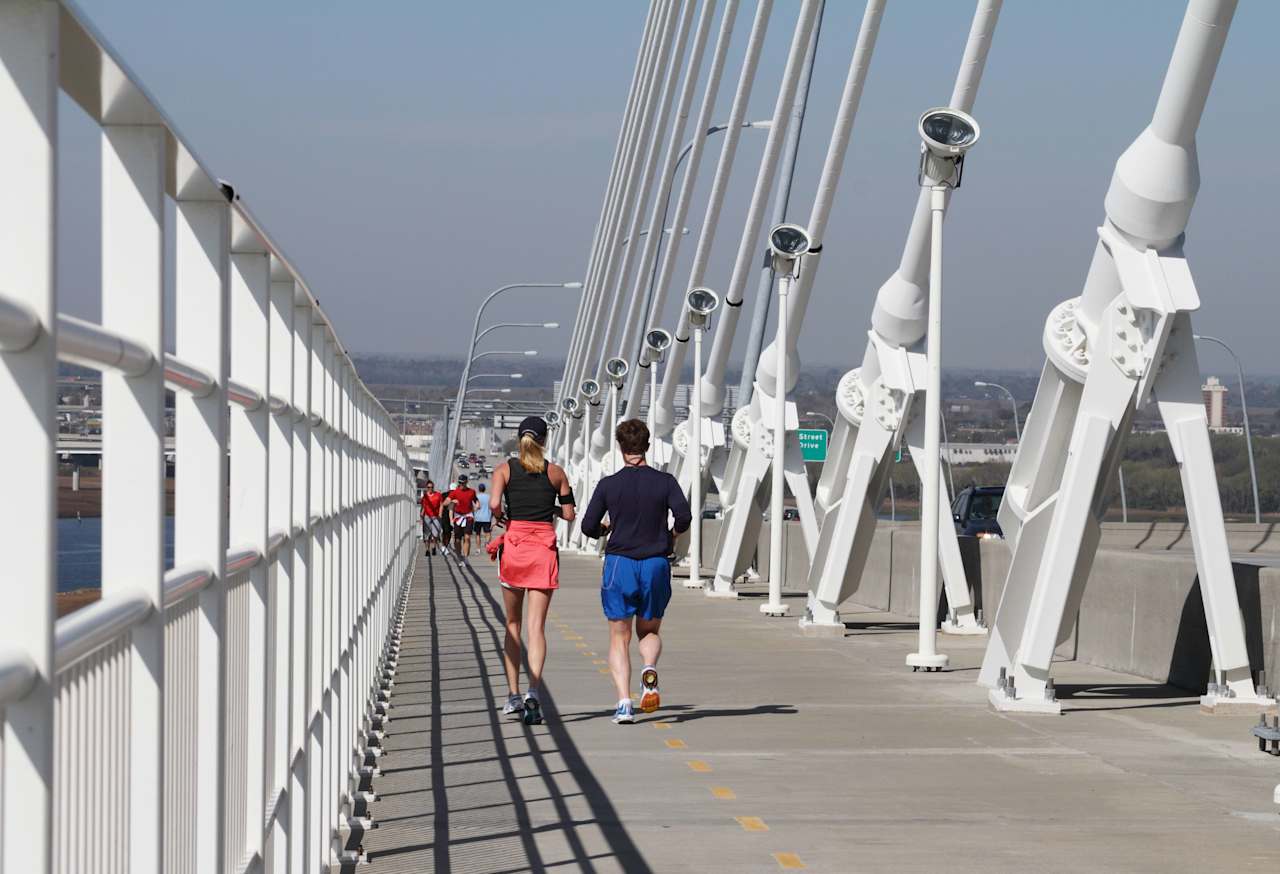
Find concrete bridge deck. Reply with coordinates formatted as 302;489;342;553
361;551;1280;873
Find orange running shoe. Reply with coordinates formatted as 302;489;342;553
639;666;660;713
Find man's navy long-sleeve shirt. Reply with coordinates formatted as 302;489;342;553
580;464;692;559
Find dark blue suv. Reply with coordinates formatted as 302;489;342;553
951;485;1004;538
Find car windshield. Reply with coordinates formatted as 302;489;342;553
968;493;1000;520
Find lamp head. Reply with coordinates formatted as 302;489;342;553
544;410;560;426
917;107;979;188
644;328;673;364
605;357;629;387
561;396;579;415
580;378;601;401
686;287;720;328
767;223;813;276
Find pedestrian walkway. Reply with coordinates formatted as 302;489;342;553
362;550;1280;873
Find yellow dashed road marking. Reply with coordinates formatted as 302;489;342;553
710;786;735;800
652;722;672;730
592;659;606;665
598;668;610;674
664;738;686;749
773;852;806;869
585;651;596;656
686;760;712;773
736;816;768;833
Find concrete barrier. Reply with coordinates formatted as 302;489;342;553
732;518;1279;692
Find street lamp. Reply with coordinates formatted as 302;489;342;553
641;328;673;458
471;349;538;363
1195;334;1261;524
475;321;560;345
450;281;581;476
467;372;523;383
604;357;629;476
974;380;1020;442
580;377;602;530
686;288;720;591
760;224;812;615
908;107;979;673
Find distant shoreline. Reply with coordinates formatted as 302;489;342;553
57;473;175;518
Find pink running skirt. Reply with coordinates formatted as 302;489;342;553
496;520;559;590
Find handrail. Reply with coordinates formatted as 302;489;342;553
55;588;153;675
226;379;263;411
162;564;214;609
226;545;264;577
58;313;152;377
0;650;38;707
268;529;289;558
163;353;216;398
0;292;40;353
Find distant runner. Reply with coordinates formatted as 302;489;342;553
488;416;575;726
473;482;494;548
420;479;444;556
444;474;479;557
580;418;691;724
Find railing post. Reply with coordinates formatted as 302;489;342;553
0;4;58;871
174;194;232;874
290;297;313;874
229;245;271;866
306;317;327;870
101;119;167;874
267;267;296;870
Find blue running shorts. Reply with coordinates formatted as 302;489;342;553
601;554;672;621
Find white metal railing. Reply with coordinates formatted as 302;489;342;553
0;2;417;872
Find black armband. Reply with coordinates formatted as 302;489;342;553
558;489;576;506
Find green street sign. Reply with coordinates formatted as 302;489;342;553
798;428;828;462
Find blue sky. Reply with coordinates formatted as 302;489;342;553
57;1;1280;376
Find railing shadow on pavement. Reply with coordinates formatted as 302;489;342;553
362;555;653;874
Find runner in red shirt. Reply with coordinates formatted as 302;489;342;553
444;474;480;557
420;480;444;556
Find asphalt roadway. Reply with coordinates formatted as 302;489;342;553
359;548;1280;873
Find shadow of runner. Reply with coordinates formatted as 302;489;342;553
456;559;654;874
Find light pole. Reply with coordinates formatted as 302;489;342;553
642;329;673;462
467;373;523;383
1194;334;1260;524
604;358;629;476
685;290;719;589
450;281;581;477
475;321;560;344
580;378;601;539
761;224;812;616
975;380;1020;442
908;107;980;673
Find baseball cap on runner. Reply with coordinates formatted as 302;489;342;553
518;416;548;443
457;474;468;484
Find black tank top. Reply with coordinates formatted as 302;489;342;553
504;458;558;522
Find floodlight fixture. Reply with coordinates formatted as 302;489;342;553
545;410;560;426
605;357;629;387
767;223;814;277
561;396;579;415
917;107;980;188
581;378;601;401
686;287;720;328
643;328;673;365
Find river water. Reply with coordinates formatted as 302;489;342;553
57;517;175;592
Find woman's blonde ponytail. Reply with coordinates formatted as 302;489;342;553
518;434;546;473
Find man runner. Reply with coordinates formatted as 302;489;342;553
580;418;691;724
473;482;494;548
444;474;480;558
420;479;444;555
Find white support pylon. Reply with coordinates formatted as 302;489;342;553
980;0;1274;716
799;0;1000;639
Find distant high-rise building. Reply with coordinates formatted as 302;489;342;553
1202;376;1227;429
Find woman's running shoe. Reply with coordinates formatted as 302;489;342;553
522;695;543;725
639;666;660;713
612;701;635;724
502;693;523;717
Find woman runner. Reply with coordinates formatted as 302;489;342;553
488;416;575;725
